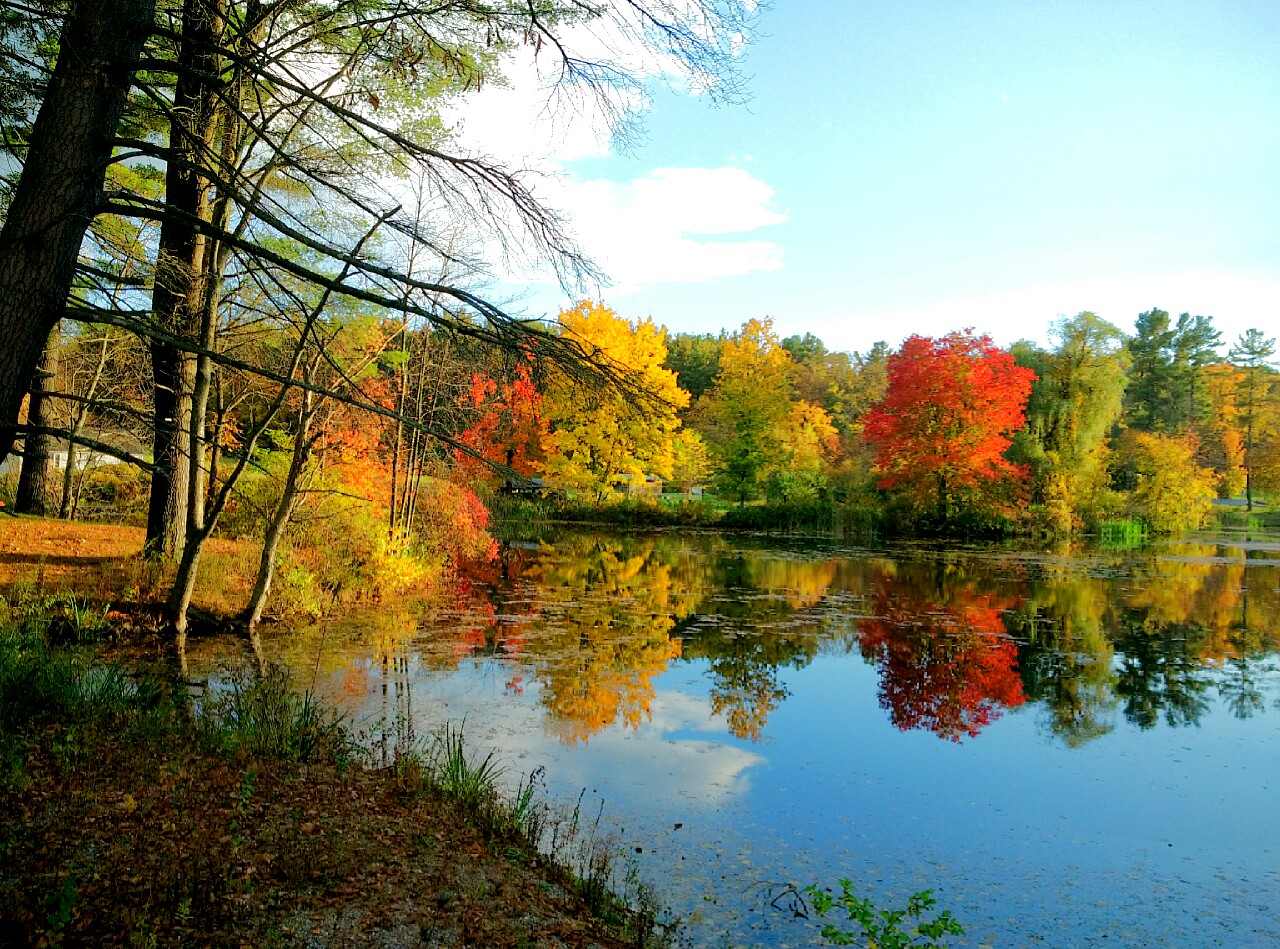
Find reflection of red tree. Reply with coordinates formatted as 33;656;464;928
443;545;540;663
859;587;1025;741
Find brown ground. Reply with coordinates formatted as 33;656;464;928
0;516;655;948
0;516;258;614
1;734;645;948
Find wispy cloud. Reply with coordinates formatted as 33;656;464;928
538;167;787;294
441;31;786;296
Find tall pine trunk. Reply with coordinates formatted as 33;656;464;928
145;0;223;557
14;328;59;515
0;0;154;464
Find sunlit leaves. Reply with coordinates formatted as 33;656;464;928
1117;431;1217;533
694;317;796;502
863;331;1036;520
1010;312;1129;530
454;353;548;485
540;300;689;501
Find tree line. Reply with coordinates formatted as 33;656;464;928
5;298;1277;626
447;302;1278;535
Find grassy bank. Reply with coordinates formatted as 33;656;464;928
0;590;667;948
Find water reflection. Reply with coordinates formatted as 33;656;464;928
857;563;1025;741
262;530;1280;750
234;530;1280;947
408;531;1280;747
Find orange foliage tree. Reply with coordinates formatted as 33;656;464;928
453;353;548;487
863;331;1036;520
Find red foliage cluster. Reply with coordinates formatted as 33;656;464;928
454;358;547;482
858;577;1026;741
863;331;1036;506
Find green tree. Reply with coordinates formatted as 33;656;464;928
663;332;724;401
767;400;840;502
1010;312;1129;531
1171;313;1222;430
1124;308;1222;433
0;0;153;463
783;332;864;439
694;317;795;503
1228;328;1278;510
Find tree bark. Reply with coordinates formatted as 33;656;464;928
145;0;223;557
244;385;317;635
14;328;60;515
0;0;155;465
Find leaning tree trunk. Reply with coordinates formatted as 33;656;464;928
14;328;60;515
60;333;111;519
244;385;317;636
0;0;155;465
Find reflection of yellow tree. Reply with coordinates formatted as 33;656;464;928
1120;547;1280;658
524;534;704;743
689;550;842;739
1126;545;1217;630
256;609;421;715
737;555;839;611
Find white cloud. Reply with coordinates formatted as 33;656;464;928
537;166;787;294
443;52;621;165
438;24;786;297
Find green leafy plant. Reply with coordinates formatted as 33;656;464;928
45;875;78;937
804;880;965;948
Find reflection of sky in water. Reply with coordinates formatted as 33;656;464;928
236;533;1280;948
303;648;1280;947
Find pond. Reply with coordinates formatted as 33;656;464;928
240;528;1280;947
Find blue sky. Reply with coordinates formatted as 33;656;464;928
460;0;1280;356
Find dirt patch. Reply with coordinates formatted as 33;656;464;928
0;727;645;947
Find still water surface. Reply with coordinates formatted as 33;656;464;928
250;529;1280;947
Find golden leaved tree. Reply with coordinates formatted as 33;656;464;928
1119;431;1217;533
541;301;689;501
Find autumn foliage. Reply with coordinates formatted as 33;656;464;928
454;355;548;484
858;572;1026;741
863;331;1036;517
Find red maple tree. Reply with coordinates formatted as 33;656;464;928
863;330;1036;515
454;356;547;484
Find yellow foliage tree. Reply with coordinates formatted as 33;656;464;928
1202;363;1248;497
669;428;713;494
540;301;689;501
1120;431;1217;533
694;317;797;502
785;401;839;471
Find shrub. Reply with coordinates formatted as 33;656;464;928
804;880;965;948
